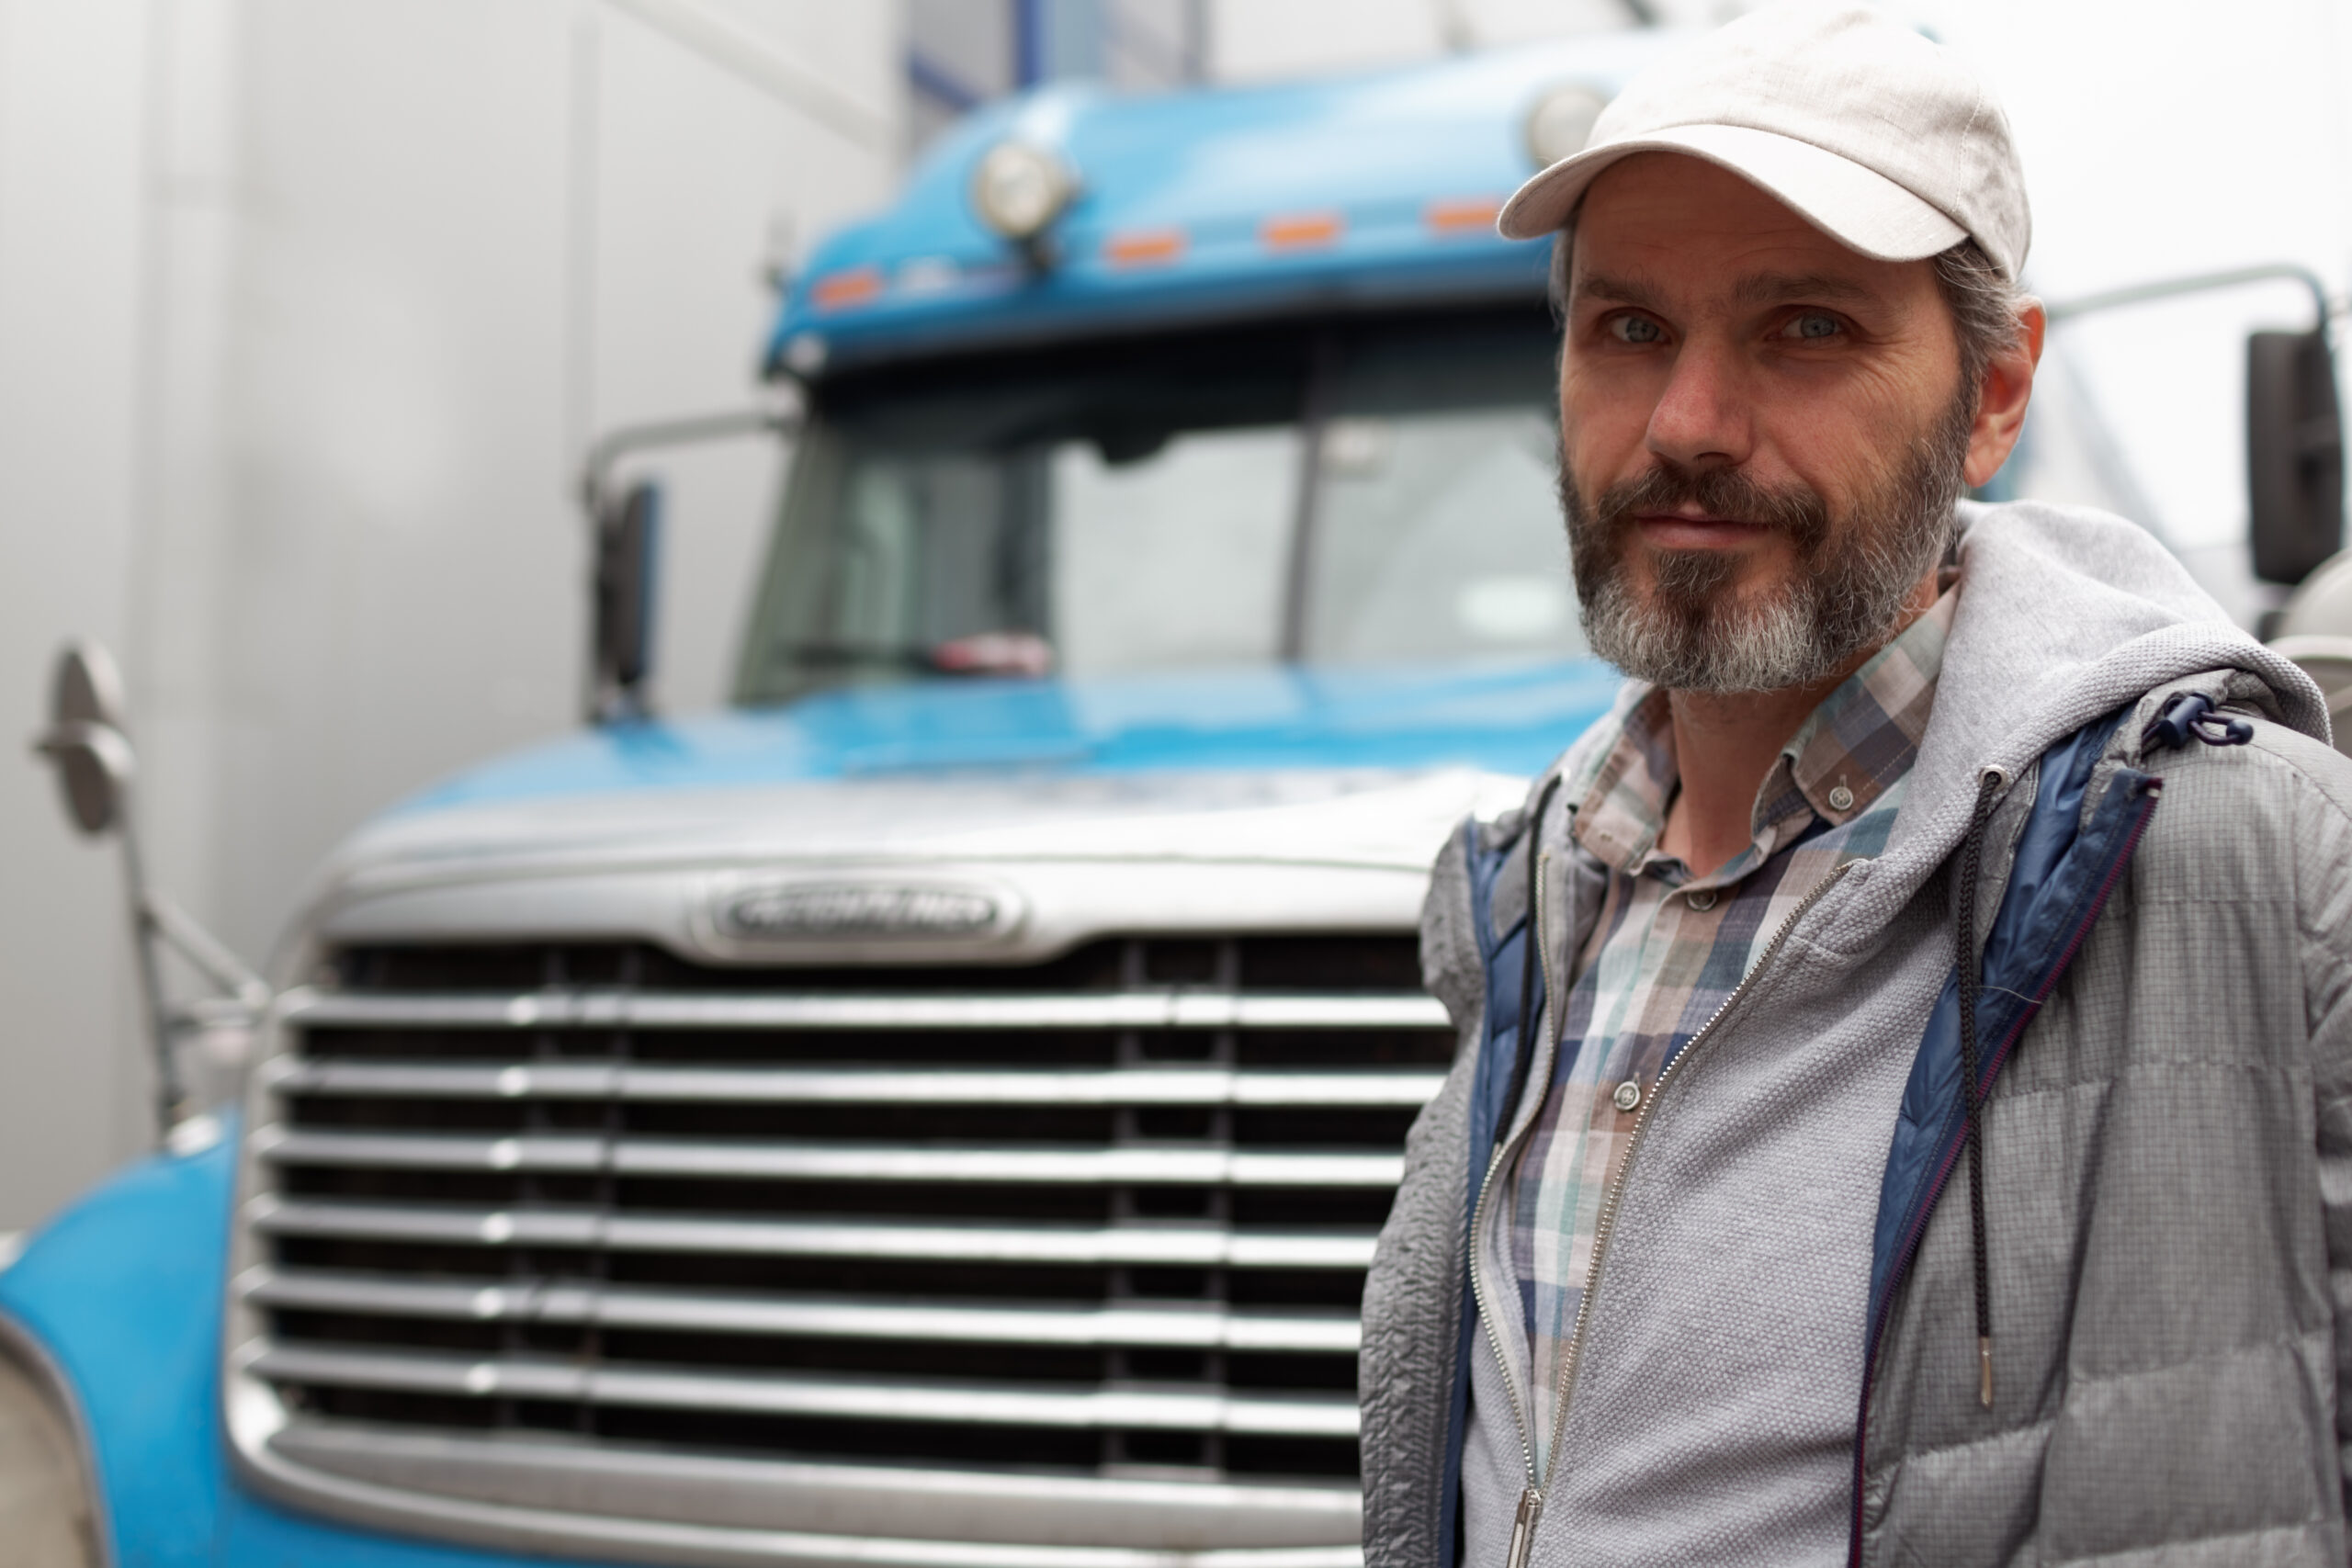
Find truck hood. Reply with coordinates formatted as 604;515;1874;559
395;661;1616;818
308;663;1617;958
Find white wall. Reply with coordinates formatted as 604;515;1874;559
0;0;899;1229
0;0;159;1226
1206;0;1634;80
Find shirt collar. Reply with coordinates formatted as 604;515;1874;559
1769;586;1954;834
1569;585;1957;881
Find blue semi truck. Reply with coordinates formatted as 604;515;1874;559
9;24;2348;1568
0;34;1675;1568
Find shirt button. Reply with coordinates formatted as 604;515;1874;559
1612;1079;1643;1112
1827;784;1856;812
1686;887;1717;910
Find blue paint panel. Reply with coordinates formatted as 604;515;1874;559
396;661;1625;811
766;32;1680;371
0;1136;233;1568
0;1127;620;1568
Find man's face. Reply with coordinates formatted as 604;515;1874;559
1558;154;1975;694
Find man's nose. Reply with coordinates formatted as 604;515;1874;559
1644;338;1752;469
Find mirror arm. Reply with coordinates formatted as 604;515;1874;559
111;815;188;1134
30;642;268;1139
578;404;799;518
141;890;271;1013
2047;263;2337;334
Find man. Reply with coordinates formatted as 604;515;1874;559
1359;5;2352;1564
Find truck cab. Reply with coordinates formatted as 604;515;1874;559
0;35;1687;1568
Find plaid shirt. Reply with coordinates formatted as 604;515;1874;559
1502;588;1956;1467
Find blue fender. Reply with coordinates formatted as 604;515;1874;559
0;1121;616;1568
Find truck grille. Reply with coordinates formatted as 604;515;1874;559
242;934;1448;1509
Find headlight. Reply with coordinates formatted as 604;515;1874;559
1525;83;1611;169
970;140;1077;242
0;1334;102;1566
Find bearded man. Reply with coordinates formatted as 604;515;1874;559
1357;5;2352;1565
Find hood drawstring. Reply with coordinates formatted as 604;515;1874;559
1954;767;2007;1408
1947;699;2239;1412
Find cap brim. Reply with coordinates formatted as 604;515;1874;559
1497;121;1967;264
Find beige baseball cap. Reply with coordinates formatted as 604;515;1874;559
1498;0;2030;281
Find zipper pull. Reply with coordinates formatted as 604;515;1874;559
1505;1485;1543;1568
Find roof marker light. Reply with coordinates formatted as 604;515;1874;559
1261;211;1344;252
1103;228;1185;268
808;266;883;312
1425;197;1504;235
971;140;1078;243
1526;83;1610;169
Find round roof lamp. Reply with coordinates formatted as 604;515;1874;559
1525;83;1610;170
971;141;1078;243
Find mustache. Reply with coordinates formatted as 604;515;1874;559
1585;460;1831;553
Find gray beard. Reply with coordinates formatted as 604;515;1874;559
1558;393;1975;694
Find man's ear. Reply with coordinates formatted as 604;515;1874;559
1962;299;2045;488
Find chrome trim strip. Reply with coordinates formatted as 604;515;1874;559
242;1428;1364;1568
242;1268;1363;1353
254;1129;1407;1188
266;1060;1446;1108
280;988;1450;1032
0;1309;115;1568
248;1346;1361;1437
272;1422;1361;1550
251;1199;1380;1268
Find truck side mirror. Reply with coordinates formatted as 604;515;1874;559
2247;328;2344;584
592;479;662;722
30;642;134;836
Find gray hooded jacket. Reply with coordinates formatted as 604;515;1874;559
1361;500;2352;1566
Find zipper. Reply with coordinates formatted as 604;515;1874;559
1504;1483;1544;1568
1531;861;1860;1545
1465;848;1563;1556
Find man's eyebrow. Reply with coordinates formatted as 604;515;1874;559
1731;271;1879;308
1570;271;1667;310
1571;269;1886;312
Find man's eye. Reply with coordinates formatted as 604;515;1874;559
1782;311;1842;341
1610;315;1663;344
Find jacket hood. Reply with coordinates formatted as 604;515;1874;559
1823;499;2329;953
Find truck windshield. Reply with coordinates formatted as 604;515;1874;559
734;306;1579;704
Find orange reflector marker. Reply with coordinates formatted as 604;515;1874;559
1425;197;1503;234
809;266;884;312
1103;228;1186;267
1261;211;1344;251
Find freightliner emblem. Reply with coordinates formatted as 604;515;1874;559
712;881;1016;942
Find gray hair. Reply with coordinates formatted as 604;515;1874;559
1547;229;2030;412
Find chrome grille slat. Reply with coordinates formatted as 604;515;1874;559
253;1199;1383;1267
259;1129;1407;1187
267;1060;1447;1107
248;1345;1363;1437
243;1268;1363;1352
281;987;1449;1032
